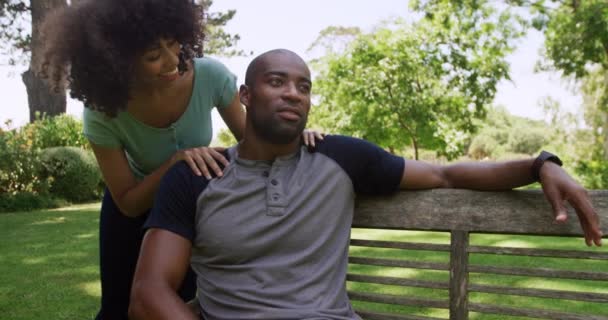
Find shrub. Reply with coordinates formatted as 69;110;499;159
0;192;68;213
25;114;89;150
39;147;103;202
507;127;546;155
0;127;52;196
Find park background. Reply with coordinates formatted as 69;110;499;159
0;0;607;319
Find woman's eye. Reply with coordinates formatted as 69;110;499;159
146;54;161;62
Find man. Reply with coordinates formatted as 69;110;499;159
128;49;602;320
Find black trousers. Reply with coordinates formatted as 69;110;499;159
95;189;196;320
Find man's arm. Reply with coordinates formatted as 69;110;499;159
400;157;602;246
129;228;198;320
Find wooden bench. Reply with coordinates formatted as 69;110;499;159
348;189;608;320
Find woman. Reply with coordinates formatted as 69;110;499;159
38;0;320;319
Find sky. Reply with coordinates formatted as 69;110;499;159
0;0;581;137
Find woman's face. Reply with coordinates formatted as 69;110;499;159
133;37;182;87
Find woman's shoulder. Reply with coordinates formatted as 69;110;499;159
192;57;233;80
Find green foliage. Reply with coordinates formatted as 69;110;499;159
506;126;546;155
310;2;526;160
199;0;249;57
26;113;89;150
0;192;67;213
0;123;52;196
213;128;237;147
0;0;31;65
509;0;608;189
39;146;102;203
467;106;549;160
0;116;102;211
538;0;608;78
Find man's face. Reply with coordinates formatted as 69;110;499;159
241;52;312;144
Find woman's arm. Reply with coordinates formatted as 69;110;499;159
91;141;227;216
218;93;246;141
90;143;179;217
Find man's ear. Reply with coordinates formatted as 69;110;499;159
239;84;250;109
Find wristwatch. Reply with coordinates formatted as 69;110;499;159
531;150;563;182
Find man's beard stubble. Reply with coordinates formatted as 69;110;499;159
250;111;308;145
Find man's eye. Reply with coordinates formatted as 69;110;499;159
269;78;282;86
299;85;311;93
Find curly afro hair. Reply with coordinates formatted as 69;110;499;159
39;0;205;117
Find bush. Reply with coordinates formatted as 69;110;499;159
0;192;68;213
0;126;52;196
25;114;89;150
39;147;103;202
507;127;546;155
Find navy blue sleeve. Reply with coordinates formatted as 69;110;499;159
144;161;209;242
314;135;405;195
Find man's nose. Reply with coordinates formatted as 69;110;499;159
282;82;301;101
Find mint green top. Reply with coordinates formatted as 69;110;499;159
83;57;237;179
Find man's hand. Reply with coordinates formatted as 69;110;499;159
539;162;603;246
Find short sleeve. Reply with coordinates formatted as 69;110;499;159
315;135;405;195
197;57;237;110
144;161;207;242
82;108;122;148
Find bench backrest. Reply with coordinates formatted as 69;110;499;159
349;189;608;320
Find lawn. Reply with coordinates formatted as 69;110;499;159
1;205;606;319
0;204;101;320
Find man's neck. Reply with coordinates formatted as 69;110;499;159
238;136;301;161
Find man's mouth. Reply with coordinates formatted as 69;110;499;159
277;108;301;121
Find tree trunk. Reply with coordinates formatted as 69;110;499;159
22;0;67;123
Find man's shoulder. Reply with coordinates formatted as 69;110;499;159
313;135;382;156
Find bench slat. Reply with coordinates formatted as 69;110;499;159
469;302;608;320
469;283;608;303
349;257;449;271
469;245;608;260
347;274;449;289
350;239;451;252
348;291;448;309
355;310;444;320
469;264;608;281
353;190;608;236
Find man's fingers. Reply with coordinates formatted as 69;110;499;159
543;184;569;223
569;192;603;246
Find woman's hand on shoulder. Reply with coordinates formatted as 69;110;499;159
172;146;228;179
302;129;325;148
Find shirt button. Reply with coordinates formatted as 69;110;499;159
262;171;269;177
272;193;280;201
271;179;278;186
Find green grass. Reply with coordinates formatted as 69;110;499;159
348;229;608;319
1;206;606;319
0;203;101;320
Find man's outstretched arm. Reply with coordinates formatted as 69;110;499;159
129;228;198;320
400;156;602;247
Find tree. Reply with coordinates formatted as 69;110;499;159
508;0;608;187
23;0;67;123
310;1;526;160
0;0;245;122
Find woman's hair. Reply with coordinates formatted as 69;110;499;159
39;0;205;117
